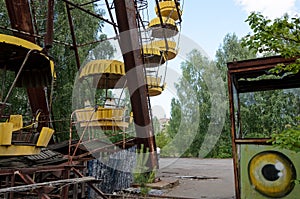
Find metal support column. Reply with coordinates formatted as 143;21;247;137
114;0;157;170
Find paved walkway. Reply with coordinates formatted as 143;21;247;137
157;158;235;199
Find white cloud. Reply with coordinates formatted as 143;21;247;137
235;0;298;19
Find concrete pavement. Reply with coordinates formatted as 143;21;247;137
157;158;235;199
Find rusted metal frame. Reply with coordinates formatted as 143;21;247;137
228;56;300;92
61;169;70;199
69;109;97;163
73;182;78;199
44;0;55;50
174;0;182;23
15;172;34;185
114;0;157;169
226;55;300;199
78;0;102;7
136;10;147;31
105;0;119;37
3;49;39;105
0;25;72;47
63;0;117;27
155;0;165;28
71;138;130;160
30;0;41;45
235;138;271;144
69;130;126;147
0;165;70;176
227;55;297;70
76;35;118;47
154;0;169;50
72;168;108;199
0;65;7;102
0;176;95;197
15;172;51;199
3;176;9;198
227;72;240;199
9;174;15;199
228;65;276;74
65;2;81;70
5;0;36;43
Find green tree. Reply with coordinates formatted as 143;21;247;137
242;12;300;73
166;49;223;157
239;89;300;138
242;12;300;152
210;33;256;158
167;98;181;139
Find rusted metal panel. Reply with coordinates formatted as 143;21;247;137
5;0;35;43
26;87;50;131
114;0;158;170
227;55;297;70
227;71;240;198
227;55;300;93
44;0;55;50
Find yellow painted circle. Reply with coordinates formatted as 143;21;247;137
248;151;296;198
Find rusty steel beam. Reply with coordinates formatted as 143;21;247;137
5;0;35;43
9;174;15;199
228;55;300;92
0;165;69;176
227;72;240;199
227;55;297;70
63;0;117;27
72;168;108;199
114;0;157;170
65;2;81;70
44;0;55;50
5;0;50;127
14;172;51;199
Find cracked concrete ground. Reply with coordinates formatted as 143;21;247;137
157;158;235;199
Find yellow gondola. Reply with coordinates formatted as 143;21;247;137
74;107;129;130
75;60;129;130
0;115;54;156
155;0;182;21
146;76;165;97
148;17;178;38
79;59;126;89
0;34;55;156
151;40;177;60
0;34;55;87
142;44;166;66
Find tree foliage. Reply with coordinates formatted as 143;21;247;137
165;49;226;157
240;89;300;138
210;33;256;158
242;12;300;73
242;12;300;152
